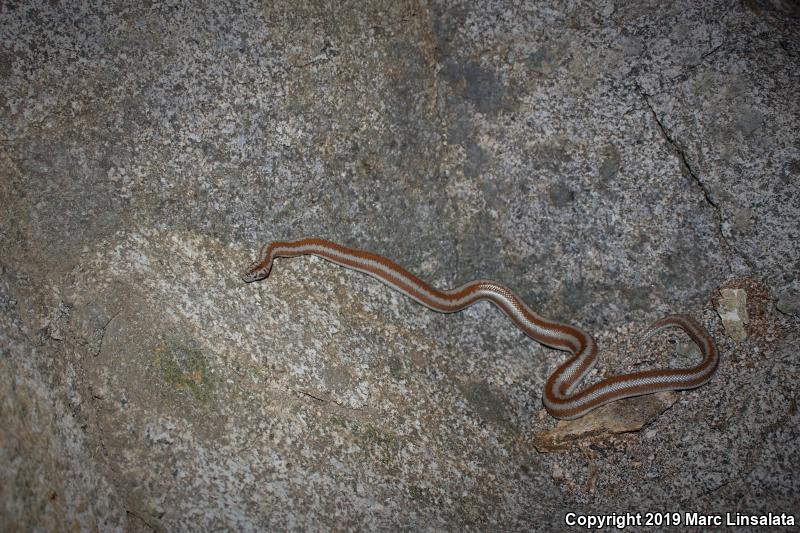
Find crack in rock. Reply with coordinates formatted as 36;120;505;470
634;84;733;273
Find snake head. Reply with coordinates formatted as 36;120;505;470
242;243;276;283
241;261;271;283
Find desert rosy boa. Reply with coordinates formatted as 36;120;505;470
242;238;719;419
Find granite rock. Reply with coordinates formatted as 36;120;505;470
1;1;798;530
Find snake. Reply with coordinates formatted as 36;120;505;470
242;238;719;420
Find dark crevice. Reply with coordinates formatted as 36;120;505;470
639;89;717;207
671;42;725;83
94;311;120;357
701;42;724;61
291;387;365;411
634;83;734;273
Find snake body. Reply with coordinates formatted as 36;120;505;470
242;238;719;420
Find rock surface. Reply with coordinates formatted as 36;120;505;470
1;1;798;531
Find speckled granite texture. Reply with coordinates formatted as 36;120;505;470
1;1;798;531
